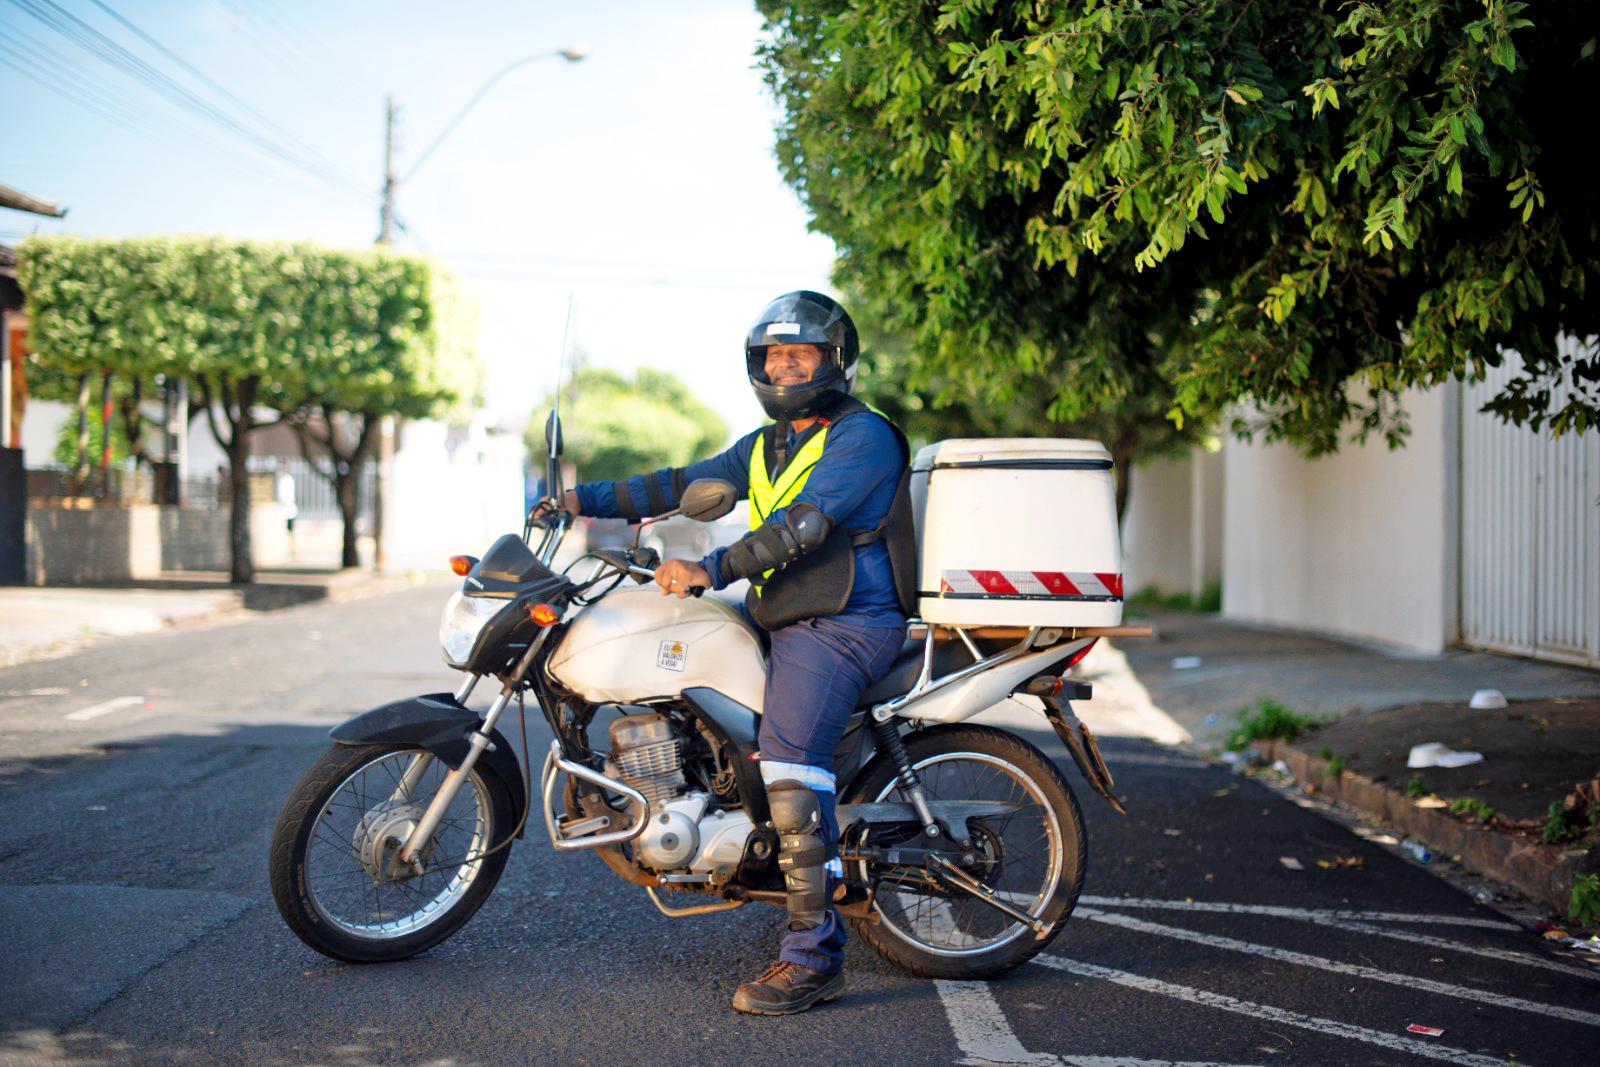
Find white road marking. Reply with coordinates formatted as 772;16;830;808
1079;894;1520;930
1037;956;1522;1067
1097;754;1213;769
1314;917;1600;982
1078;906;1600;1028
936;981;1058;1066
64;695;144;722
935;980;1264;1067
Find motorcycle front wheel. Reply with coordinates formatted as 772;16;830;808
845;724;1086;979
269;742;516;963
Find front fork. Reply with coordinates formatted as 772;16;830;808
396;634;547;867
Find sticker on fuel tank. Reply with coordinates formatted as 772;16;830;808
657;640;686;672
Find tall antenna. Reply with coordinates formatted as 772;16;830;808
544;294;575;504
555;293;575;411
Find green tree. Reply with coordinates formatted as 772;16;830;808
758;0;1599;455
526;365;727;486
281;256;481;568
18;237;481;580
849;277;1200;518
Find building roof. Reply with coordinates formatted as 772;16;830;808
0;182;67;218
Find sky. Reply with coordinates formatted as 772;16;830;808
0;0;838;441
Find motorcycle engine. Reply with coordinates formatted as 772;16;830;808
607;712;686;808
608;712;704;869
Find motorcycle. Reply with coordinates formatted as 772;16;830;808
268;415;1135;980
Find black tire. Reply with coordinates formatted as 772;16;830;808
843;724;1086;979
269;743;516;963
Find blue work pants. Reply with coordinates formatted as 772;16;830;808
757;615;905;975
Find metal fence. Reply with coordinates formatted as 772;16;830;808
243;455;375;522
24;455;375;524
1459;340;1600;667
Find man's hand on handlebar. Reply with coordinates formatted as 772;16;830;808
655;558;711;599
529;490;581;527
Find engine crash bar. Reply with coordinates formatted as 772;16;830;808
540;740;653;852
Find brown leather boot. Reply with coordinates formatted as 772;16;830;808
731;960;845;1015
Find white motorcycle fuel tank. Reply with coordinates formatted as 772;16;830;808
547;587;768;712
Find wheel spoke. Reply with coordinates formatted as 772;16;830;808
860;742;1074;959
301;748;496;940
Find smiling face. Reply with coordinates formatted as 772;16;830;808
764;343;826;387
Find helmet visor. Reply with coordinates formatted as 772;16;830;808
746;342;837;383
745;291;853;360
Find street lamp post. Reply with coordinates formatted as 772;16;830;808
370;45;587;570
377;45;588;247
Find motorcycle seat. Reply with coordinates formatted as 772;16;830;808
855;634;1013;708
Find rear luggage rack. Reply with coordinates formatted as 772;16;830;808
908;624;1154;642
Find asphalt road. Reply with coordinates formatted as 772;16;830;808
1;582;1597;1067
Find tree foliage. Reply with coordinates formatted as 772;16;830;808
17;236;481;578
758;0;1599;452
526;365;728;486
851;296;1193;517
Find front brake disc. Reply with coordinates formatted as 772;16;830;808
352;803;431;882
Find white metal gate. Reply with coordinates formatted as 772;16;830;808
1459;340;1600;667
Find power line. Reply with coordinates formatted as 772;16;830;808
83;0;357;185
0;27;265;173
252;0;381;100
4;0;376;207
199;0;376;113
0;39;171;147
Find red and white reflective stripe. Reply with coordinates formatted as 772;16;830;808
938;569;1124;598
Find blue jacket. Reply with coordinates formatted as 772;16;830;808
574;412;906;628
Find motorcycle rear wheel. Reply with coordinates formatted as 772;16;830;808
269;742;515;963
845;724;1086;979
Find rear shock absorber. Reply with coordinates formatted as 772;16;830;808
870;716;943;839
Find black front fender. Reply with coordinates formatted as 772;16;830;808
329;693;528;827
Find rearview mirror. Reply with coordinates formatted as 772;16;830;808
680;479;737;522
545;410;563;458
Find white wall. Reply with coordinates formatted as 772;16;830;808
18;398;67;467
386;418;526;570
1122;448;1223;599
18;398;231;474
1222;386;1455;652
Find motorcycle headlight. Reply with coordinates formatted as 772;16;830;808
439;589;510;668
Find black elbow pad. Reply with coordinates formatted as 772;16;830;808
721;504;833;581
785;503;831;551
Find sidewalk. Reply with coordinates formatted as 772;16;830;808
0;530;590;668
1117;609;1600;923
0;566;425;668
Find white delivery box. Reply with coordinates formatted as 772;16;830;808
910;438;1123;627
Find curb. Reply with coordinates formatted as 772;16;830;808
0;571;433;669
1252;738;1587;915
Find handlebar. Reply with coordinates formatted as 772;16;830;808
527;498;563;531
589;549;705;597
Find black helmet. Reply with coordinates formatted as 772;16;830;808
745;290;859;421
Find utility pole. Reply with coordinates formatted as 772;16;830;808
368;49;586;570
378;95;397;247
372;95;398;568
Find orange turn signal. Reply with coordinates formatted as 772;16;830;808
449;555;473;577
530;603;561;627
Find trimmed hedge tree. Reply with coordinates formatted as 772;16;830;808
18;237;481;581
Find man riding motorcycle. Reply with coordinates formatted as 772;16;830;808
546;291;915;1014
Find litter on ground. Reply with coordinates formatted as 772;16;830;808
1407;742;1484;769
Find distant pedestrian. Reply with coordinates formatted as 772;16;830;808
276;469;298;560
